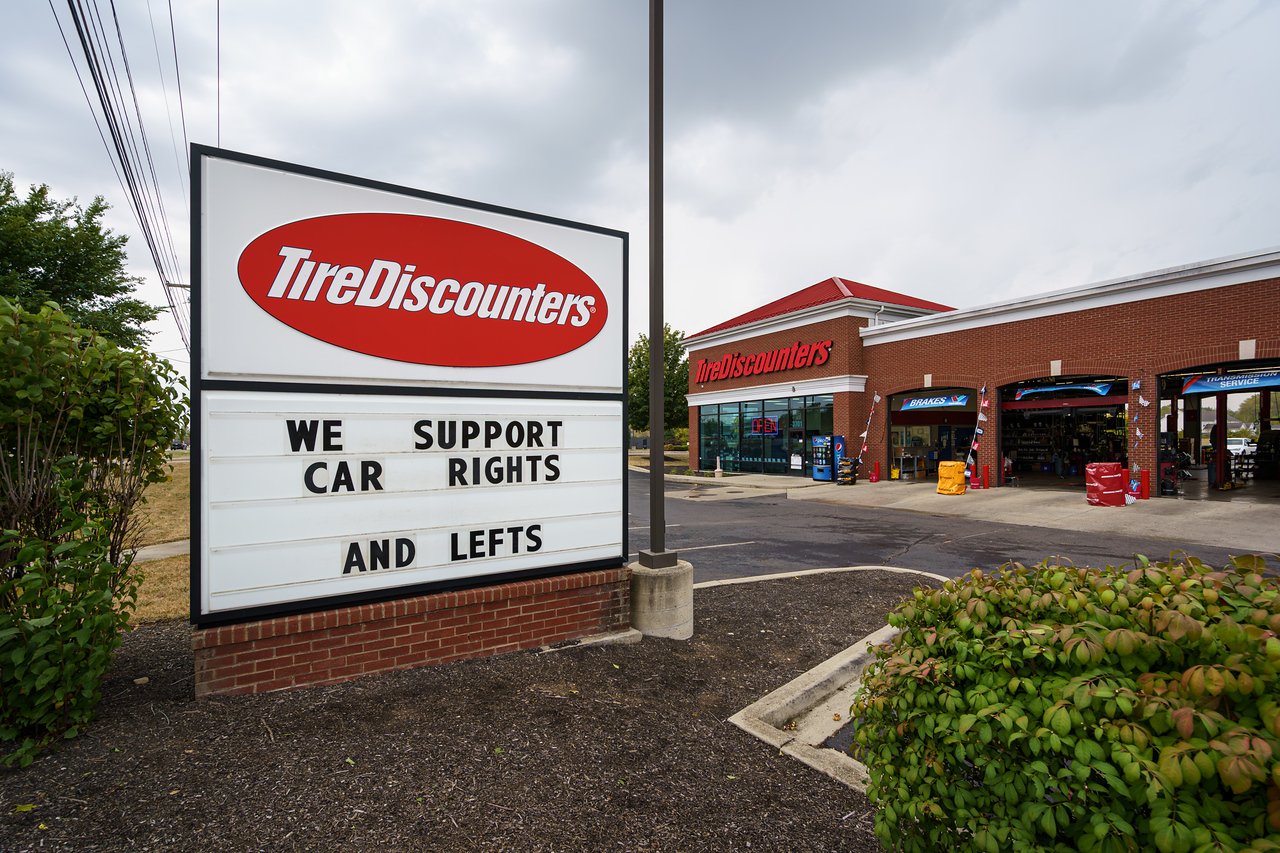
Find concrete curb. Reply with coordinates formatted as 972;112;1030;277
626;466;827;489
720;565;947;792
627;465;731;482
694;564;949;590
729;624;899;792
533;627;642;654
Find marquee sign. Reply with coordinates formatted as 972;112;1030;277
192;147;626;626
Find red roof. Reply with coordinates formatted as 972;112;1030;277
685;277;954;340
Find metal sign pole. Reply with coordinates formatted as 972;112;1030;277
641;0;677;570
630;0;688;642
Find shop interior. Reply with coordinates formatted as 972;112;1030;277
1156;362;1280;502
999;377;1129;485
886;388;976;480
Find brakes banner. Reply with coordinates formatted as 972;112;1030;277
901;394;969;410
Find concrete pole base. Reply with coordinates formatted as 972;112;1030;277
629;559;694;640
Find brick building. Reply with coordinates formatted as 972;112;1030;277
684;248;1280;495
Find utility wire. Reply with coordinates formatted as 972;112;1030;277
67;0;185;333
108;0;184;281
46;0;128;205
145;0;187;210
51;0;191;350
166;0;191;175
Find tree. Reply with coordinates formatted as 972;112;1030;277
1232;393;1260;425
0;299;186;765
0;172;161;348
627;323;689;434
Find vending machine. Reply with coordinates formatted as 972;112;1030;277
812;435;845;481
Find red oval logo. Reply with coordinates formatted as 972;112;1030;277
236;213;608;367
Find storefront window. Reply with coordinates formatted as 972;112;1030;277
699;405;719;469
806;395;834;436
763;399;790;474
718;403;742;472
696;395;839;476
741;401;763;472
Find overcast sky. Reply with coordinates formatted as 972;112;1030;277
3;0;1278;371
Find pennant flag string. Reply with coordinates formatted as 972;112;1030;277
963;383;993;481
855;392;880;472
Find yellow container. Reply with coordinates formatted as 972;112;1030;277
937;461;967;495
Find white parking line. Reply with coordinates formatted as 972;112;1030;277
628;540;755;559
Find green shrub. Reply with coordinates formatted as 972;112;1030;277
0;299;186;766
0;467;141;766
851;554;1280;853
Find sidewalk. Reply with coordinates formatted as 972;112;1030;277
644;468;1280;555
132;539;190;562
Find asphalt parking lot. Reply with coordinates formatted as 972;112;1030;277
625;470;1258;581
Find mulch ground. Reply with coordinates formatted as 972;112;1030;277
0;570;928;852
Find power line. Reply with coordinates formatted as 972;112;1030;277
145;0;187;210
49;0;191;351
166;0;190;175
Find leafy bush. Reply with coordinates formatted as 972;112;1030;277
851;554;1280;853
0;469;141;766
1;299;186;766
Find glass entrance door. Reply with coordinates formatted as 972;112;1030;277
788;428;807;475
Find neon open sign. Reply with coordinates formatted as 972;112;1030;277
751;417;780;436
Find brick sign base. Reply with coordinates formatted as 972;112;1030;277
192;568;631;697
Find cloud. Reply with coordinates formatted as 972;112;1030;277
984;1;1207;113
2;0;1278;357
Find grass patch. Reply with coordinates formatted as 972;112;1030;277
628;453;692;474
136;461;190;546
131;554;189;623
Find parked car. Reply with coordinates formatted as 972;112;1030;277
1226;437;1256;456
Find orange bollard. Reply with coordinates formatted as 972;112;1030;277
1140;468;1150;500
